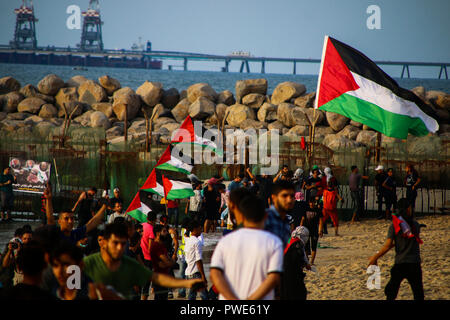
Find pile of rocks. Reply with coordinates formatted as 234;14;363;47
0;75;449;157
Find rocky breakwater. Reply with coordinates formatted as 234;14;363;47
0;75;449;163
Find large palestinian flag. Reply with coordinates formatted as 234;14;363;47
315;36;439;139
155;144;193;174
171;116;223;155
125;190;163;222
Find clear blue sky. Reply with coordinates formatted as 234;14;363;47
0;0;449;77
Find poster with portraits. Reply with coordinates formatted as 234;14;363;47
9;158;51;194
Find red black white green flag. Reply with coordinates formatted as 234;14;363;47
141;168;194;200
161;173;194;200
125;190;163;222
315;36;439;139
171;116;222;155
155;144;193;174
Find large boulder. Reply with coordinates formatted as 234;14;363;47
0;77;21;94
235;78;267;103
285;125;309;137
188;97;216;120
242;93;265;109
66;75;88;88
90;111;111;129
6;112;31;120
1;91;24;113
271;81;306;105
57;101;83;118
350;120;363;128
153;117;177;131
160;122;181;136
406;135;442;156
304;108;324;125
226;104;256;127
161;88;180;109
0;112;6;121
78;80;107;105
314;126;335;136
55;87;78;109
74;110;95;126
426;90;450;111
215;103;229;125
257;103;277;123
277;103;296;127
38;104;58;119
268;120;286;132
293;92;316;108
217;90;236;106
171;98;190;123
24;115;45;125
98;75;121;96
17;97;46;114
112;87;141;121
356;130;378;146
326;111;349;132
37;74;65;96
187;83;217;103
151;104;172;121
19;84;39;97
91;102;114;118
336;125;361;140
323;134;362;151
34;121;56;138
277;103;309;127
136;81;163;107
411;86;426;101
239;119;267;131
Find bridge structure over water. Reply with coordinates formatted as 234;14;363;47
0;45;448;79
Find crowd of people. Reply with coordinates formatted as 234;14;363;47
0;163;425;300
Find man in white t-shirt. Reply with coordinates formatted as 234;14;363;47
210;193;283;300
184;219;208;300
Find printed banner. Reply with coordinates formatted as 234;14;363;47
9;158;51;194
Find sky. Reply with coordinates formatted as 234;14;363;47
0;0;449;77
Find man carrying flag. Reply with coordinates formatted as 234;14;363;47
315;36;439;139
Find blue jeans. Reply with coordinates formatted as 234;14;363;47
177;260;187;297
187;272;208;300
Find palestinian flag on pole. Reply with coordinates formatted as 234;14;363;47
155;144;193;174
125;190;157;222
171;116;223;155
315;36;439;139
141;168;195;200
161;173;195;200
140;168;164;197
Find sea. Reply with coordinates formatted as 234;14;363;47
1;63;449;94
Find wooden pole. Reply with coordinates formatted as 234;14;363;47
376;131;382;163
123;103;128;143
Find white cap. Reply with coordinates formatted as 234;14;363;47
113;187;120;192
375;165;384;171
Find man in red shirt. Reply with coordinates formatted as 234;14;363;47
150;224;177;300
140;211;156;300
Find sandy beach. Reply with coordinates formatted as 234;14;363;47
301;214;449;300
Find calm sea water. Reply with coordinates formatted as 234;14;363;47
1;63;449;94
